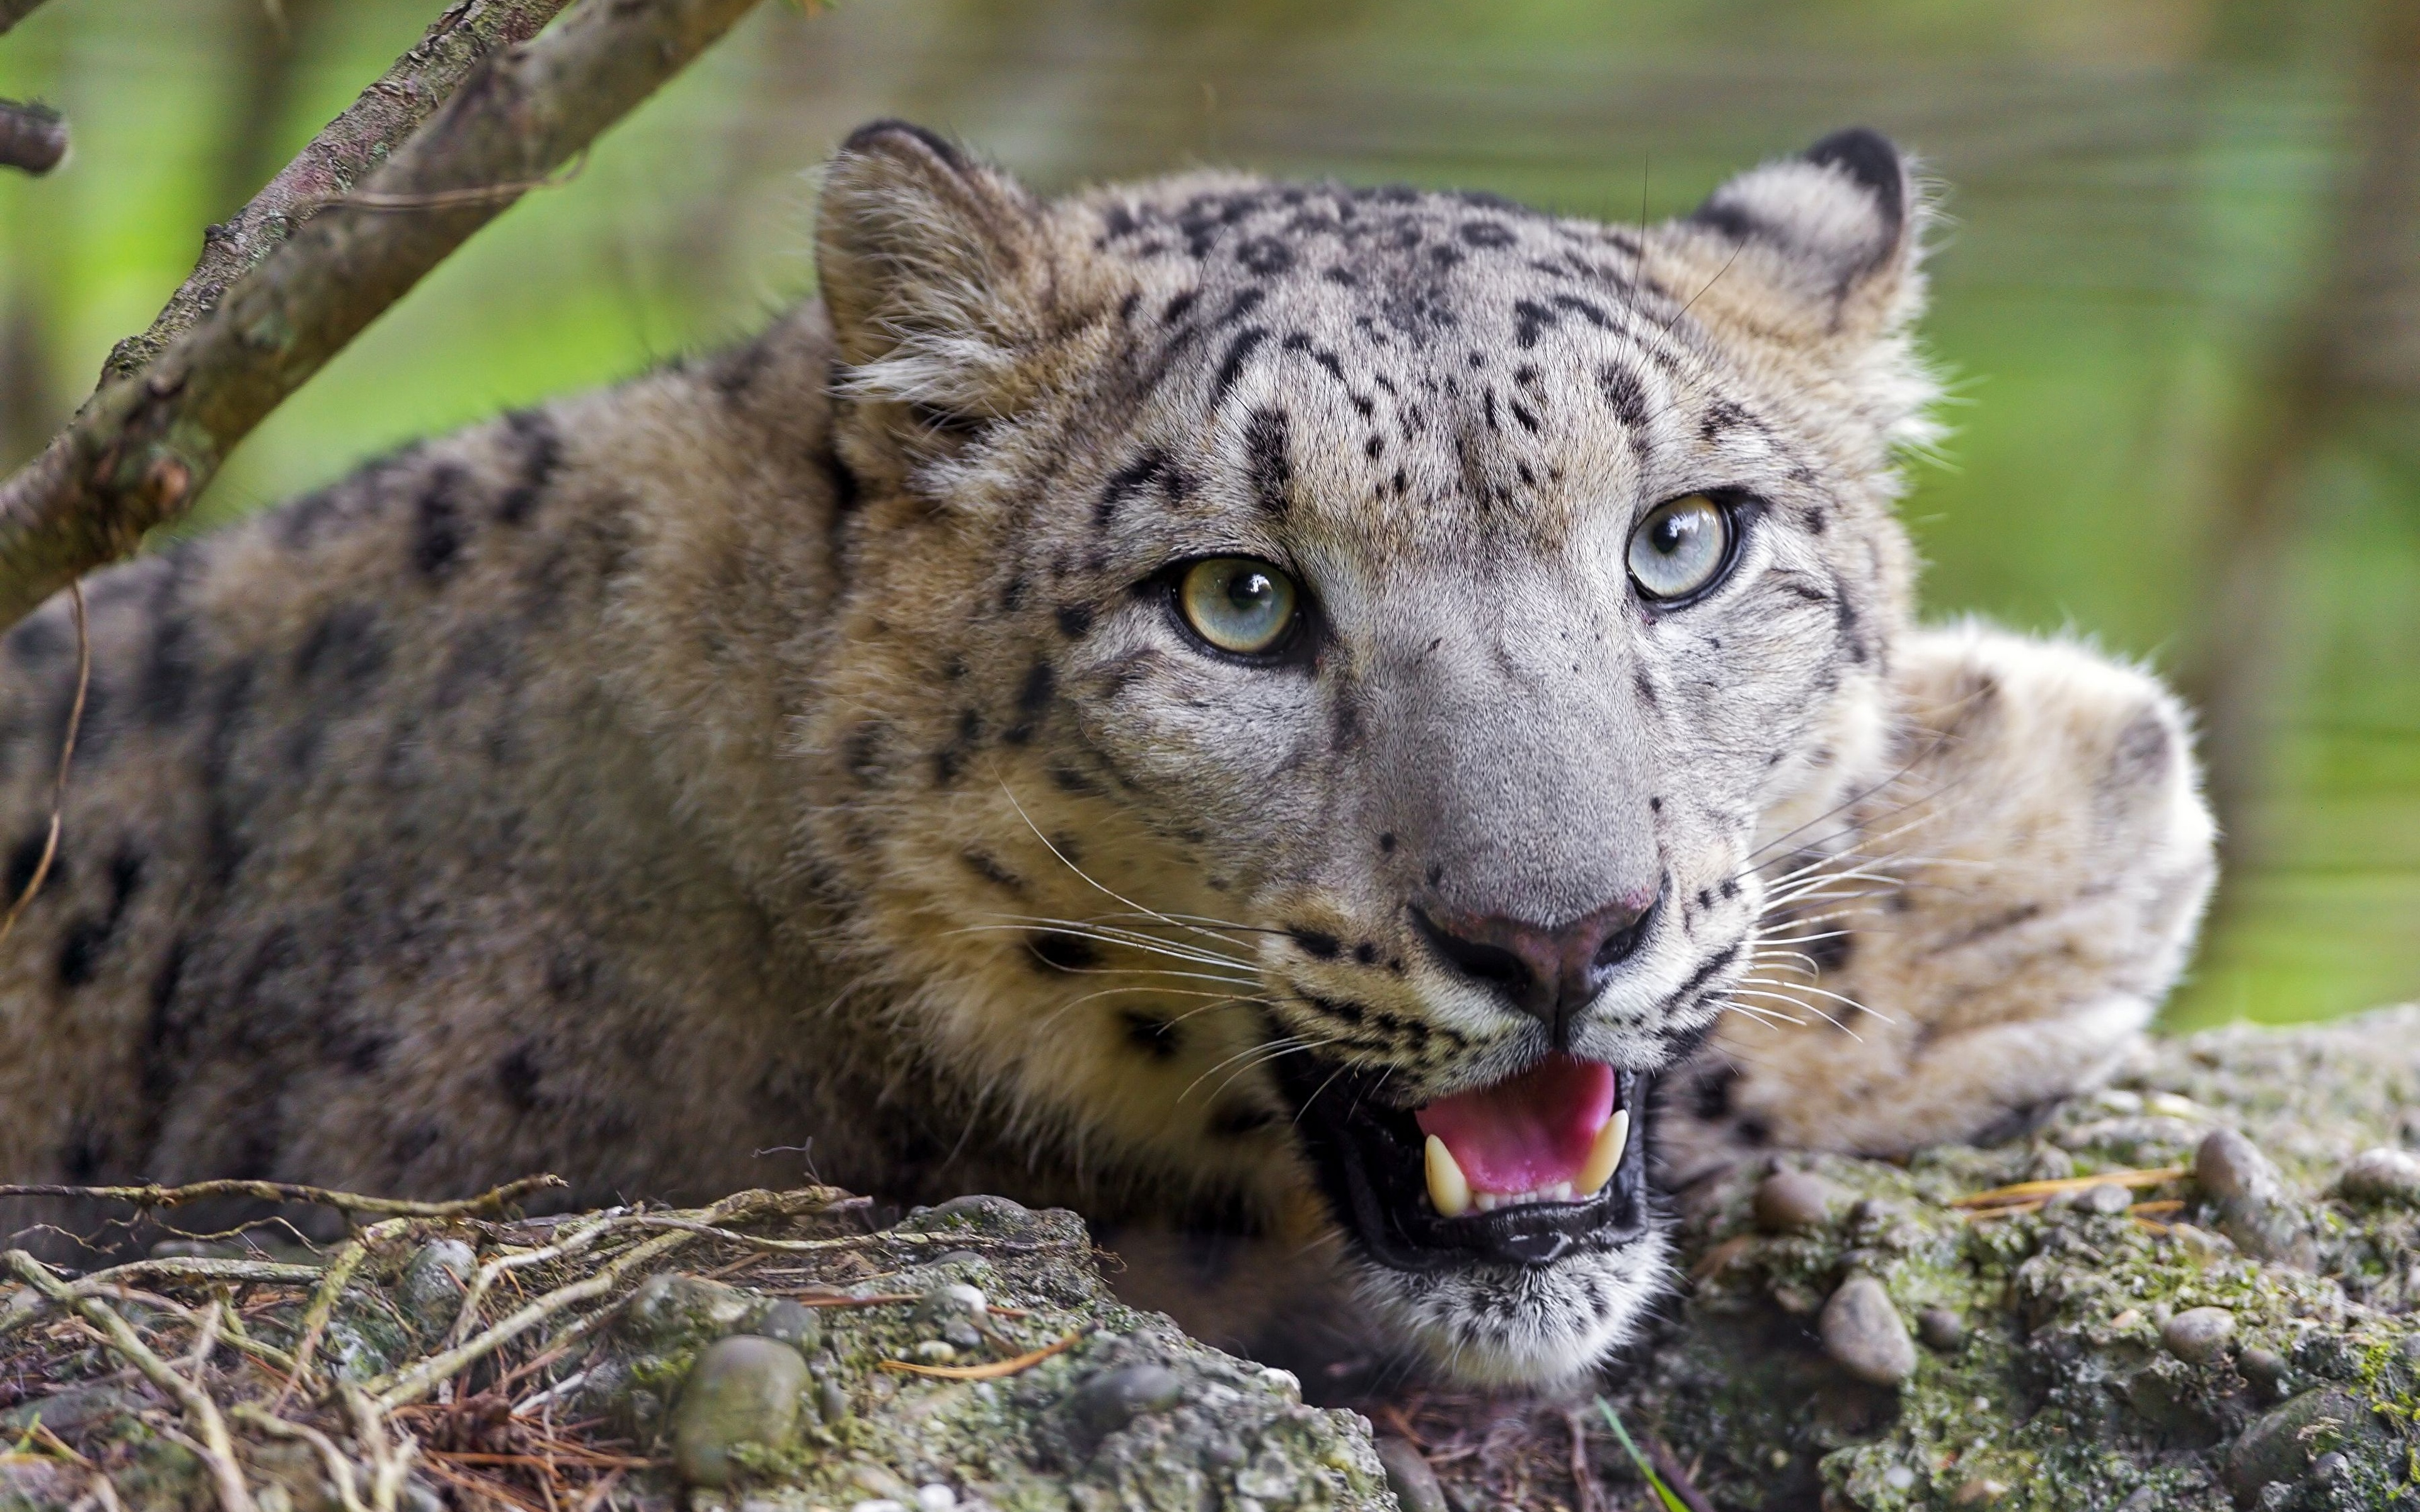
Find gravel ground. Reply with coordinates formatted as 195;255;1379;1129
2;1007;2415;1512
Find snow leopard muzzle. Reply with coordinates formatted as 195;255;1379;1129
1269;1048;1657;1273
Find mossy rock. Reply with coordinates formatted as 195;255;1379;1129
1;1009;2415;1511
1607;1005;2420;1512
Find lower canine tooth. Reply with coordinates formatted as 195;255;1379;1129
1425;1135;1472;1218
1576;1108;1631;1198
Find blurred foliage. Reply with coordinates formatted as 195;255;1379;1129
0;0;2413;1029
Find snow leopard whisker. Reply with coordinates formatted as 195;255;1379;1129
1732;973;1892;1024
992;773;1262;958
1722;985;1862;1038
1088;908;1296;941
948;918;1259;975
957;906;1263;961
1181;1032;1336;1107
1758;873;1906;911
1711;997;1808;1030
1735;718;1988;871
1749;947;1824;978
1290;1057;1361;1130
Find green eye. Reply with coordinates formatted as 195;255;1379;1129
1627;493;1733;601
1177;557;1301;657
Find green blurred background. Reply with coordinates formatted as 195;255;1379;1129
1;0;2414;1030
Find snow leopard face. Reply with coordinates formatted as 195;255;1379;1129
805;122;1934;1383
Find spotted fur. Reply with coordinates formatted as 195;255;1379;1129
0;124;2213;1385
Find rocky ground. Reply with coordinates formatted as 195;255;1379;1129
0;1007;2415;1512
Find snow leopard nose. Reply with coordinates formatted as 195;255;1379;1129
1412;893;1659;1043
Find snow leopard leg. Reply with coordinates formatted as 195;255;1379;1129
1662;622;2219;1181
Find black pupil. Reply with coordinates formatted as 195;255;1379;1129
1228;571;1276;610
1652;508;1700;556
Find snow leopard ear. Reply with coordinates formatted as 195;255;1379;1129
1676;127;1925;338
815;120;1051;426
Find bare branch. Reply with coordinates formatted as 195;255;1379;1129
364;1188;835;1409
0;1172;565;1217
0;0;52;38
0;0;768;631
7;1251;260;1512
0;100;65;176
101;0;575;385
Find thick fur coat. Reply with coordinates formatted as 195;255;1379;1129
0;125;2214;1385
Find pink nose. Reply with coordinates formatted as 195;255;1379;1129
1414;895;1659;1042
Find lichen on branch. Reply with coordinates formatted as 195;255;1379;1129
0;0;769;633
96;0;576;386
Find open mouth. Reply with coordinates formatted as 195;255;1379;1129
1271;1049;1654;1271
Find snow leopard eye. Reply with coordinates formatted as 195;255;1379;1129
1177;557;1301;658
1627;493;1734;602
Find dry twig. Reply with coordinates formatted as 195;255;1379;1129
233;1407;369;1512
878;1329;1084;1381
274;1218;401;1407
0;1172;563;1217
366;1189;834;1409
1949;1167;2185;1209
7;1251;258;1512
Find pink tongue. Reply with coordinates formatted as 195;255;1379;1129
1414;1055;1617;1194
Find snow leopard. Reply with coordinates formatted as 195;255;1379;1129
0;123;2215;1387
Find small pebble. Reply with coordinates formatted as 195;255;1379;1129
2194;1128;2278;1206
914;1486;957;1512
2079;1182;2135;1215
914;1193;1033;1228
2027;1147;2077;1181
2166;1223;2234;1260
818;1376;852;1424
942;1320;984;1350
1373;1436;1448;1512
1820;1274;1916;1387
2337;1147;2420;1204
671;1336;807;1487
2161;1307;2235;1365
2195;1128;2309;1264
918;1282;988;1322
1753;1171;1837;1232
2238;1346;2286;1389
1069;1363;1185;1440
911;1339;956;1365
1915;1307;1966;1353
749;1299;822;1353
2310;1450;2348;1483
1952;1478;2008;1506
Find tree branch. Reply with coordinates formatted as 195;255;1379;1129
0;1171;564;1216
0;0;52;38
0;0;768;631
0;100;64;176
100;0;575;386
